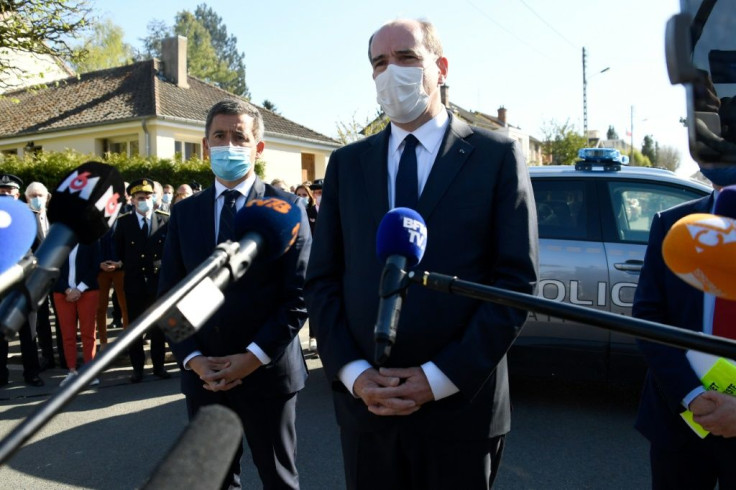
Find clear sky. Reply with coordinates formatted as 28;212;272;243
100;0;697;176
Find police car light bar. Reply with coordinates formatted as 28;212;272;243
575;148;629;171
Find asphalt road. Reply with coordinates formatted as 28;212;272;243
0;331;651;489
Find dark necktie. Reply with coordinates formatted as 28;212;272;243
713;297;736;339
395;134;419;209
141;217;148;237
217;190;239;244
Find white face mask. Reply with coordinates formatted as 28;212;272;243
29;196;44;211
314;195;321;206
375;65;429;124
136;199;152;214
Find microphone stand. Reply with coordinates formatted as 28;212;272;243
408;270;736;360
0;238;256;464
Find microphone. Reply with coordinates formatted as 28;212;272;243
0;162;124;338
662;192;736;300
0;198;37;296
161;197;302;342
143;404;243;490
373;207;427;365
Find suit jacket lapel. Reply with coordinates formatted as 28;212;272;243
361;126;391;226
417;113;474;219
246;177;266;202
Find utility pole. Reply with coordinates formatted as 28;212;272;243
582;47;588;137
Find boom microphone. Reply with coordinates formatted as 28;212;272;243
374;207;427;365
161;197;302;342
662;185;736;299
143;404;243;490
0;198;37;296
0;162;124;338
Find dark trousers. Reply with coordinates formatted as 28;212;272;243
0;321;40;383
185;390;299;490
650;438;736;489
340;425;505;490
35;295;55;362
125;292;167;372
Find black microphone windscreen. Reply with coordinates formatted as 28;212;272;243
143;405;243;490
0;198;36;274
47;162;125;244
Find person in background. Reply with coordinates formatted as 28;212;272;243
0;174;44;387
174;183;193;205
152;181;164;211
96;215;128;352
309;179;323;213
295;183;318;354
160;184;174;212
114;178;171;383
24;181;60;371
304;19;537;489
53;241;102;386
189;181;202;193
270;178;289;192
158;98;310;489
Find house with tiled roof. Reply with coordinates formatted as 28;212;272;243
0;36;340;186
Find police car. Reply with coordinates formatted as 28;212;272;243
509;148;712;381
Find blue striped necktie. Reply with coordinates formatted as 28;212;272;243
217;190;239;243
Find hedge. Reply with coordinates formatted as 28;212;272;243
0;150;266;192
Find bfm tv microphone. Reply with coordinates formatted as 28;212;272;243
662;185;736;300
374;207;427;365
0;198;38;297
161;197;302;343
0;162;124;338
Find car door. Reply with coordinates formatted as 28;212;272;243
520;177;612;375
600;179;710;372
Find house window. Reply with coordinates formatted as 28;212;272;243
108;137;139;157
175;141;201;160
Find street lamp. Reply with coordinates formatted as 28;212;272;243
582;46;610;138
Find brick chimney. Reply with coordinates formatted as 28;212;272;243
161;36;189;89
497;106;507;125
440;85;450;108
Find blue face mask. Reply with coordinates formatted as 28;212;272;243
209;146;252;182
700;167;736;187
29;196;44;211
299;196;309;207
136;198;152;214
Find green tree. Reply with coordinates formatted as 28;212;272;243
138;6;249;97
656;145;681;172
336;110;386;145
193;4;248;97
540;119;588;165
641;134;658;164
627;148;652;167
607;125;619;140
262;99;279;114
0;0;92;90
72;19;134;73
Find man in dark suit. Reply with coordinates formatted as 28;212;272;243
158;99;310;489
304;19;538;489
634;185;736;489
114;178;170;383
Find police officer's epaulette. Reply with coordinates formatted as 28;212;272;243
155;209;170;216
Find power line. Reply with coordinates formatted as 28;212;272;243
519;0;578;50
465;0;550;59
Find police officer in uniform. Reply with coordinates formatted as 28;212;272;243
114;179;171;382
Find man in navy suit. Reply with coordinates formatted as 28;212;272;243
634;183;736;489
305;19;537;489
158;99;310;489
